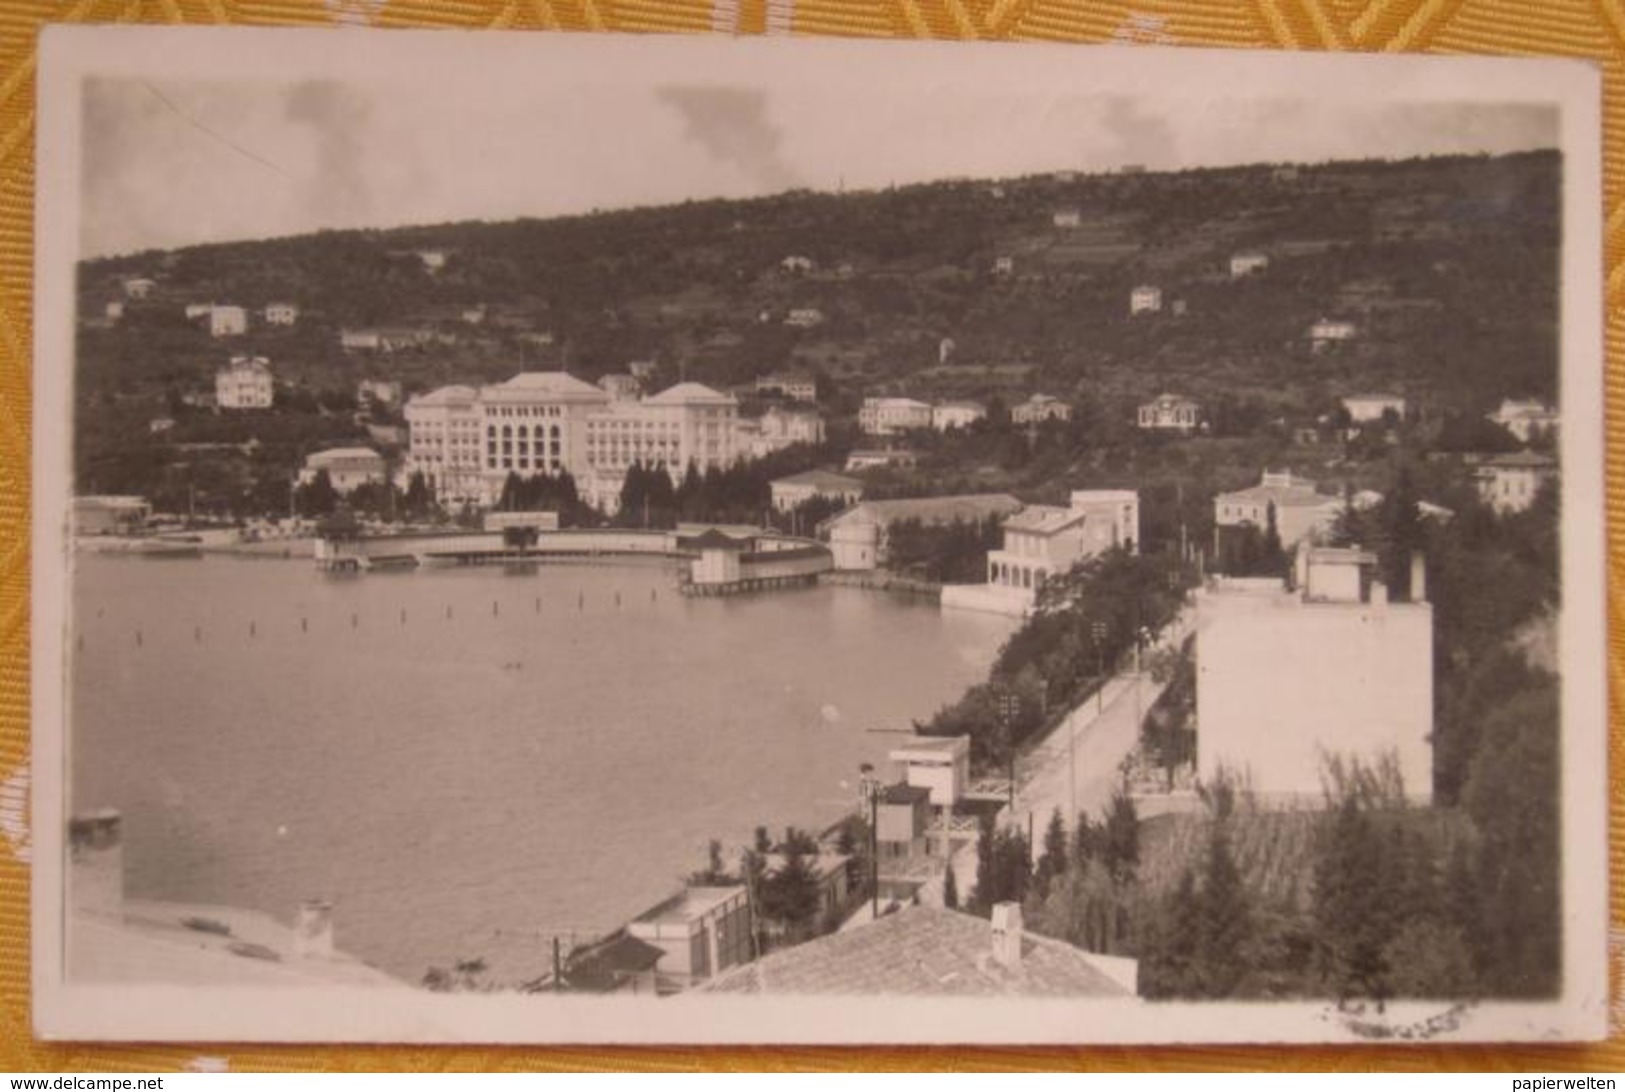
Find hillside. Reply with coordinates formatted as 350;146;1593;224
71;150;1560;508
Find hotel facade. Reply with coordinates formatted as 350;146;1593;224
405;372;749;513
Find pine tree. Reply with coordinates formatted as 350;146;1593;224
942;860;960;910
1196;824;1251;998
1035;809;1068;900
1102;791;1140;885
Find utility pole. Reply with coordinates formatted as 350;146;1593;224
1092;620;1108;714
858;762;880;920
552;935;563;993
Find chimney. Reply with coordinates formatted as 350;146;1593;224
991;901;1024;969
68;809;123;917
1410;551;1427;603
294;899;335;959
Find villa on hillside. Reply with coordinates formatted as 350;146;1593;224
1230;252;1269;278
1488;398;1560;445
1010;394;1072;426
859;397;933;435
1475;452;1558;514
1137;393;1201;433
931;400;987;432
215;356;273;410
1342;393;1406;424
942;491;1140;616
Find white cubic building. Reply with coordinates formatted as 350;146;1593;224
1229;252;1269;279
208;305;248;338
1195;548;1434;802
1130;285;1163;315
1475;452;1558;514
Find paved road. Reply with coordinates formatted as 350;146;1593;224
945;612;1192;894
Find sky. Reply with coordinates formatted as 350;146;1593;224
79;65;1559;259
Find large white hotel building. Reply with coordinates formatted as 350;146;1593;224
406;372;762;514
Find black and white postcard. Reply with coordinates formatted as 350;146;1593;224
30;27;1608;1043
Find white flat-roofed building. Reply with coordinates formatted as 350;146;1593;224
405;384;482;505
103;301;123;322
1475;452;1558;514
121;277;156;300
208;305;247;338
1489;398;1560;444
992;255;1015;276
626;885;751;989
1230;252;1269;279
1195;548;1434;802
1130;285;1163;315
1052;209;1082;229
416;248;448;274
859;397;933;436
184;302;214;321
1138;393;1200;432
301;446;387;492
889;735;970;808
931;400;987;432
215;356;273;410
263;302;298;326
1010;394;1071;426
770;469;864;512
1342;393;1406;424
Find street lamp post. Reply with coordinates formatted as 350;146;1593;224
996;690;1020;814
858;762;880;919
1091;620;1108;714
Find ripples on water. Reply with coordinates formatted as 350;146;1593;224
70;554;1015;983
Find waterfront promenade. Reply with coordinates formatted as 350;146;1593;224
940;612;1191;900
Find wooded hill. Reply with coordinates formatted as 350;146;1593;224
78;149;1558;426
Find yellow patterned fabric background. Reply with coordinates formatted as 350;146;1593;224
0;0;1622;1073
